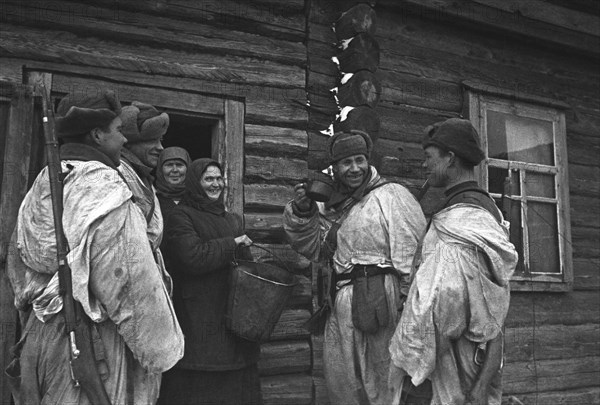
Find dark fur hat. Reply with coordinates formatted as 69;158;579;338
120;101;169;143
327;129;373;164
422;118;485;166
55;90;121;138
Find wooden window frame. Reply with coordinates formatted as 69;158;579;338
464;81;573;292
26;71;245;218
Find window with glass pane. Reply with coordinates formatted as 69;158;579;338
466;90;573;291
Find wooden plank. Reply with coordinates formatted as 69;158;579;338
380;0;600;57
373;13;600;111
246;156;307;182
378;70;462;112
569;164;600;197
0;83;34;405
288;275;312;308
224;99;244;217
245;124;307;157
245;211;287;243
2;0;306;66
51;0;306;41
567;130;600;167
259;340;311;376
503;356;600;394
505;323;600;363
4;58;308;127
269;309;311;341
570;194;600;229
51;75;225;116
245;184;295;209
506;291;600;327
246;98;308;128
471;0;600;37
261;374;313;405
0;24;305;89
502;386;600;405
571;226;600;259
573;257;600;291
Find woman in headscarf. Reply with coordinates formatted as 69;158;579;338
158;159;263;405
155;146;191;220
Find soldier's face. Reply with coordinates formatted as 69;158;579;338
127;138;164;168
423;146;452;187
333;154;369;190
95;116;127;166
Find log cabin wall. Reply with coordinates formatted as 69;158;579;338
306;0;599;403
0;1;314;404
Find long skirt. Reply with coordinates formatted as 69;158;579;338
158;365;262;405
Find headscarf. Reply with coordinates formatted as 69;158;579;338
182;158;225;216
155;147;191;200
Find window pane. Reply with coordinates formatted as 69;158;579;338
488;167;520;196
527;202;560;273
526;172;555;198
494;196;525;273
487;110;554;165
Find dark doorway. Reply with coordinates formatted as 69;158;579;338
162;112;215;161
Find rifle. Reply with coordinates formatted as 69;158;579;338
39;85;112;405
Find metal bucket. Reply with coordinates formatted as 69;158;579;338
225;245;297;342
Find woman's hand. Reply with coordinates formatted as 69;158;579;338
293;182;312;212
234;234;253;247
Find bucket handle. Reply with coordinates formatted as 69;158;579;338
233;243;293;275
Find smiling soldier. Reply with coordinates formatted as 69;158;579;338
283;130;426;404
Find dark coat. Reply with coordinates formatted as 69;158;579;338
164;204;260;371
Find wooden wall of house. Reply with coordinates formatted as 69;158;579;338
0;1;314;404
307;0;600;403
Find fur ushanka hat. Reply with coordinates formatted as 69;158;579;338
120;101;170;143
327;129;373;164
422;118;485;166
55;90;121;138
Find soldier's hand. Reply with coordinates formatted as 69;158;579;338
234;234;253;246
293;182;312;212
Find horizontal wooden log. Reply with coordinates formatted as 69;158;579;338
470;0;600;37
259;341;311;376
269;309;311;341
0;24;305;89
245;211;287;243
506;291;600;327
246;156;308;182
245;124;307;157
503;356;600;394
261;374;312;405
573;257;600;291
245;184;295;209
246;99;308;128
289;275;312;308
70;0;306;41
569;163;600;197
570;195;600;229
567;130;600;167
379;0;600;57
502;386;600;405
505;323;600;363
374;13;600;113
2;0;306;66
378;69;462;112
571;226;600;259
